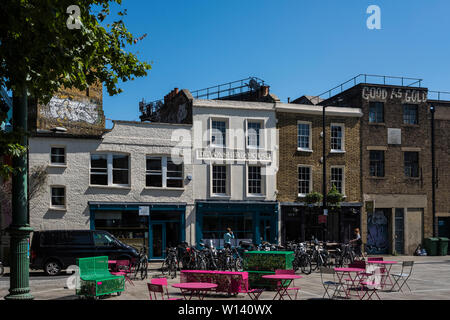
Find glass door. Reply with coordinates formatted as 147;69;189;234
150;223;165;260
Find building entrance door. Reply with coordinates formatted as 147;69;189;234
149;221;181;260
150;223;165;260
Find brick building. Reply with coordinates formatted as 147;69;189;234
276;103;363;244
428;98;450;242
319;78;433;255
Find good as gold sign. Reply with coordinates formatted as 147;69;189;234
362;86;427;103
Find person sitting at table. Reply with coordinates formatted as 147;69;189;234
224;227;234;249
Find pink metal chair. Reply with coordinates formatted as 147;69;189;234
275;269;300;300
111;260;134;286
151;277;170;299
147;283;181;300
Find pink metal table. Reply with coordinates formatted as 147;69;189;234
334;267;365;298
172;282;218;300
180;270;249;295
367;261;398;289
261;274;302;300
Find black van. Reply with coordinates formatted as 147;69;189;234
30;230;140;276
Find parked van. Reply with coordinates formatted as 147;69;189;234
30;230;140;276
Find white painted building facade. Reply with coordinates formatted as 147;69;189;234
29;121;194;259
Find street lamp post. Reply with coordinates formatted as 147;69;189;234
4;87;34;300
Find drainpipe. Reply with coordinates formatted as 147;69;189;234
430;105;437;237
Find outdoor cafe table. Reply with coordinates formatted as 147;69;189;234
180;270;249;295
172;282;218;300
334;267;366;299
366;261;398;290
261;274;302;300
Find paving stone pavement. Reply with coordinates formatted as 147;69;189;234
1;255;449;300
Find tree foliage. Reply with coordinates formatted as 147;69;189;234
0;0;151;178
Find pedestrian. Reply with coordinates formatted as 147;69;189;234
224;227;234;249
349;228;364;258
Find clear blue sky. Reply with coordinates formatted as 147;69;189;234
102;0;450;126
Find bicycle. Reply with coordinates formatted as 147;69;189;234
133;247;148;280
161;247;178;279
0;260;3;276
292;242;312;275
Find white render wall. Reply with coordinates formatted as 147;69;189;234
191;100;279;201
28;121;196;244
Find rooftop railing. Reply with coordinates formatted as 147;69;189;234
312;74;424;102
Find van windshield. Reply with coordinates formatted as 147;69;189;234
94;232;116;246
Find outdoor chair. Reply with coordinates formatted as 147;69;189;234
237;285;264;301
275;269;300;300
319;267;343;299
359;280;381;300
151;277;170;299
147;283;182;300
391;261;414;293
111;260;134;286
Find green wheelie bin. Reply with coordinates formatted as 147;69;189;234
438;238;449;256
424;237;439;256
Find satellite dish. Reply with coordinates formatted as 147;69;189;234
248;78;260;91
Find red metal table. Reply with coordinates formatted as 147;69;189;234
261;274;302;300
334;267;366;298
172;282;218;300
367;261;398;290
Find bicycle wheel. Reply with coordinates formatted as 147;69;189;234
161;259;169;275
133;261;141;280
0;264;3;276
169;260;177;279
234;258;243;272
140;257;148;280
300;255;312;275
310;252;319;271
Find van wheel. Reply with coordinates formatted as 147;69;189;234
44;260;62;276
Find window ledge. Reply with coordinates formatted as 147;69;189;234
144;187;185;191
368;122;386;126
330;150;346;154
246;194;266;199
368;176;387;180
88;185;131;190
48;164;67;168
297;148;313;153
49;207;67;212
209;194;231;199
402;124;420;128
404;177;420;181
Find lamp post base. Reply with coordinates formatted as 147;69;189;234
4;225;34;300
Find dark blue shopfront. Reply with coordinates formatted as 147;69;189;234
195;201;279;248
89;202;185;260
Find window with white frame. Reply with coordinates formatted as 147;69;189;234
330;124;344;151
50;146;66;165
211;120;227;147
297;122;312;151
247;121;262;148
51;186;66;208
146;156;184;188
248;165;262;195
90;153;129;186
298;166;312;196
212;165;227;195
330;167;344;195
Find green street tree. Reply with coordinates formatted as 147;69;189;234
0;0;151;300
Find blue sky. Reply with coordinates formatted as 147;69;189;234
102;0;450;126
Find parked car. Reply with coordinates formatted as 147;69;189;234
30;230;140;276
